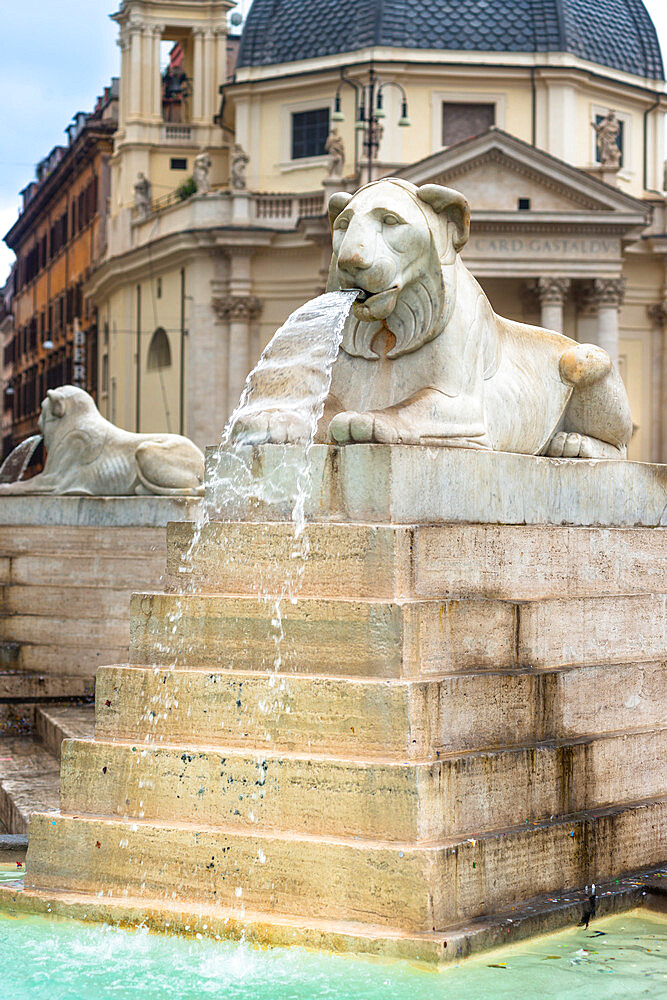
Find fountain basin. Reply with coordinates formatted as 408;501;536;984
0;872;665;991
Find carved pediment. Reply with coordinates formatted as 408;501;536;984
396;129;650;223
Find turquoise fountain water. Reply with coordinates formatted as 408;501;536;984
0;879;663;1000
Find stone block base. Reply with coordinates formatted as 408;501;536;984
207;445;667;526
0;497;199;679
17;494;667;959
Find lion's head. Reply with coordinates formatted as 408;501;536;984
327;178;470;359
39;386;98;445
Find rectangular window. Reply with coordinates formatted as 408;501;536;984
170;157;187;170
442;102;495;147
291;108;330;160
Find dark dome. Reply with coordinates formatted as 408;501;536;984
236;0;664;80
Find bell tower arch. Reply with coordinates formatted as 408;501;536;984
110;0;232;215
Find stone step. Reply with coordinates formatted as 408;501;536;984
206;444;667;527
35;705;95;760
94;661;665;757
0;525;167;556
59;727;667;843
129;592;517;678
0;671;94;703
5;553;165;590
129;591;665;677
2;615;129;650
26;797;667;933
166;520;667;601
1;586;131;621
17;644;126;679
0;736;60;833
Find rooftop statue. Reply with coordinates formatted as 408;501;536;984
325;128;345;179
193;151;212;195
230;144;249;190
0;386;205;496
233;178;632;459
134;172;152;219
592;111;622;169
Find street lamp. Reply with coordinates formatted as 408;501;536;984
332;65;411;184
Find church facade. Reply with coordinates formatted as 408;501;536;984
88;0;666;462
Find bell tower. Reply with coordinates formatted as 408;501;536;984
110;0;232;216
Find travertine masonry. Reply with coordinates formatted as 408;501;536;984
0;498;198;677
18;451;667;961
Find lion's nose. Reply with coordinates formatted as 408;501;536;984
337;237;373;273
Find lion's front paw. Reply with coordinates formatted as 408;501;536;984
328;410;411;444
231;410;311;445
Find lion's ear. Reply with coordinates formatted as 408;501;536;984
417;184;470;253
47;388;66;418
328;192;352;233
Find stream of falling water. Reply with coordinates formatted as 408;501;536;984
169;288;358;650
131;291;357;912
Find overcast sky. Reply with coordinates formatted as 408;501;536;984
1;0;666;283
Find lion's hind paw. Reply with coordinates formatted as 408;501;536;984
546;431;623;459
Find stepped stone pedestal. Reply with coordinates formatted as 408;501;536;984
12;446;667;962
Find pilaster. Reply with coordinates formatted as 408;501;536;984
192;28;205;122
647;301;667;464
213;293;263;416
592;277;625;366
535;277;570;333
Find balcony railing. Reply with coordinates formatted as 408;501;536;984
253;192;324;227
132;188;326;229
161;124;194;143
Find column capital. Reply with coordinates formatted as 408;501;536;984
647;301;667;325
192;26;206;38
535;277;571;307
213;295;263;321
592;277;626;309
574;281;598;316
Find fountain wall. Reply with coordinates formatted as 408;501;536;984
0;495;200;680
11;444;666;963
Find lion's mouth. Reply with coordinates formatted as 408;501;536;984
344;285;400;319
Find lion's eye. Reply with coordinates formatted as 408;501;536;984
383;214;401;226
335;218;350;231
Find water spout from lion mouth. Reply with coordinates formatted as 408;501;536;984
343;285;400;321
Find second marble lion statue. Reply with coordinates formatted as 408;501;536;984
1;386;205;495
234;177;632;459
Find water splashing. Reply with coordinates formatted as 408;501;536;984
207;289;357;532
152;290;357;693
0;435;42;484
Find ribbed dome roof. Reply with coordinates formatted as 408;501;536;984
236;0;664;80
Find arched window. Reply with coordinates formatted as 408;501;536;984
147;327;171;370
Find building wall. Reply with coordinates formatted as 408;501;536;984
4;102;117;451
84;12;667;461
232;57;665;199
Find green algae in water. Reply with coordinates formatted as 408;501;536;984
0;904;665;1000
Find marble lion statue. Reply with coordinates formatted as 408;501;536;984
0;386;205;496
235;177;632;459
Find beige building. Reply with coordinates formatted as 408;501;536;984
91;0;667;462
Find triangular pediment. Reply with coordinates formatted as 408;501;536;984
395;128;650;222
